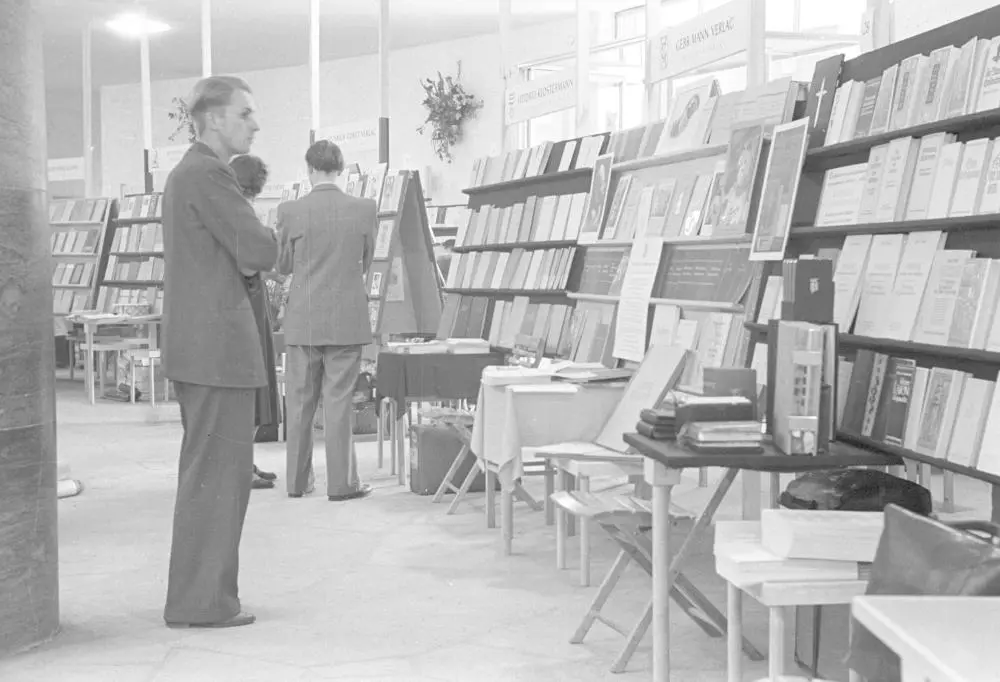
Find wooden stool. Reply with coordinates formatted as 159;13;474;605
551;491;745;674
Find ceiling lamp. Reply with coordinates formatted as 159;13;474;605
106;12;171;38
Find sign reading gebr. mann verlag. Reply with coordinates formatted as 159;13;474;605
504;70;576;125
315;120;381;155
650;0;750;83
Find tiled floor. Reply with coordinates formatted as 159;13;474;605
2;379;992;681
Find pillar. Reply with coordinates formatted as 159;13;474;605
0;0;60;657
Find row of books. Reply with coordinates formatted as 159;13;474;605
49;198;110;225
118;194;162;220
95;286;163;315
467;136;608;188
110;224;163;254
821;233;1000;349
816;133;1000;226
457;193;587;249
104;255;164;283
489;298;577;357
825;36;1000;146
345;165;387;202
839;351;1000;478
53;289;91;315
445;247;575;292
52;262;96;289
51;227;101;255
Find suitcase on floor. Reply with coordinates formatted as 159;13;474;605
408;423;487;496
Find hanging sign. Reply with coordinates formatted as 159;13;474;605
315;119;381;156
504;70;576;125
148;145;189;174
47;157;85;182
649;0;750;82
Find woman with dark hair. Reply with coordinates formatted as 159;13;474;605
230;154;280;490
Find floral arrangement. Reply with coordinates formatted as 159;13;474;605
168;97;196;144
417;63;483;163
263;272;289;332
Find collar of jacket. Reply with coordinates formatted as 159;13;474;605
310;183;341;193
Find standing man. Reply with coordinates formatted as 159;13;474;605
278;140;375;502
161;76;277;629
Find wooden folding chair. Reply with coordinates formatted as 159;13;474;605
427;408;480;514
551;490;764;674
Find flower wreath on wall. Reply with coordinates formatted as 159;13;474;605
417;62;484;163
168;97;197;144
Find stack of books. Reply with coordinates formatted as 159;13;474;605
636;407;677;441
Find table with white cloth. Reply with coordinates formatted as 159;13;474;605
470;366;625;555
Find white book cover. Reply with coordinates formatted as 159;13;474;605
949;259;1000;349
874;137;920;222
969;260;1000;349
839;80;867;140
912;249;976;345
857;144;890;223
946;378;993;468
656;78;720;155
902;367;930;451
756;276;783;323
854;233;906;337
977;138;1000;214
902;56;932;128
914;369;966;459
975;372;1000;477
948;138;992;217
824;83;851;145
883;231;945;340
925;142;965;219
815;163;868;226
975;36;1000;113
868;65;899;136
889;54;923;131
832;234;874;332
943;37;980;119
967;38;992;113
903;133;954;221
913;46;955;125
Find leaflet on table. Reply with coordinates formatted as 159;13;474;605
612;236;664;362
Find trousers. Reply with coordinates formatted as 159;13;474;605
164;381;255;625
285;344;362;497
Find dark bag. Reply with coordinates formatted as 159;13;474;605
779;469;931;515
848;504;1000;682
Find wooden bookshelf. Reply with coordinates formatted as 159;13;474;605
773;5;1000;519
49;196;117;319
95;192;165;315
463;167;592;197
445;288;569;297
611;144;729;173
452;239;577;254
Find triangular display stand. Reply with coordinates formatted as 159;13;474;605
366;170;443;337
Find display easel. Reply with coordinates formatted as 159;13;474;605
367;170;444;338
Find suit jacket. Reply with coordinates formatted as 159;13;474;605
162;142;278;388
277;184;376;347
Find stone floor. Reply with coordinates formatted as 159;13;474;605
1;378;992;681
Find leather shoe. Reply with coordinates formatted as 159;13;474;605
252;477;274;490
288;484;315;498
166;611;256;629
329;484;373;502
253;466;278;481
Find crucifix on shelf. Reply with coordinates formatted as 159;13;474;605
812;78;828;126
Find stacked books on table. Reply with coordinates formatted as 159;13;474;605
636;407;677;440
384;338;492;355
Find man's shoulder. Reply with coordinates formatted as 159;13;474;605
342;193;377;214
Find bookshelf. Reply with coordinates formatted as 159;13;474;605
96;193;164;315
49;197;117;318
758;4;1000;520
366;170;443;337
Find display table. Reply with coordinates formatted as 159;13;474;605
374;349;505;483
470;367;625;554
622;434;901;682
66;313;162;404
852;596;1000;682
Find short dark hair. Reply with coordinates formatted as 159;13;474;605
305;140;344;174
230;154;269;199
188;76;252;134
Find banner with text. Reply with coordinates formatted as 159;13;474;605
649;0;750;82
504;70;576;125
47;157;84;183
315;120;381;160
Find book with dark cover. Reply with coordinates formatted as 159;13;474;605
873;357;917;446
853;76;883;139
841;350;877;436
804;54;845;148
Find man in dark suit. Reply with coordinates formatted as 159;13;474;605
277;140;375;501
161;76;277;629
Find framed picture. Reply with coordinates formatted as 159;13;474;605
578;154;615;243
750;118;810;261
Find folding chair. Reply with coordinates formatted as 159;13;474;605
427;408;480;514
551;490;764;674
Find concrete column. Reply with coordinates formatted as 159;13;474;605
0;0;60;657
